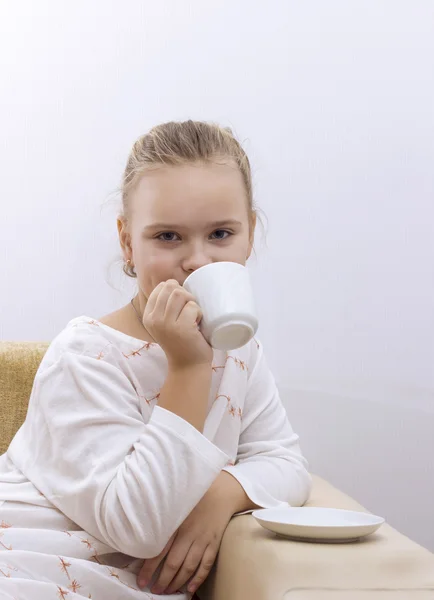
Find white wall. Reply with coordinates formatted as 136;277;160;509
1;1;433;550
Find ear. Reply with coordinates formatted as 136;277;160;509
246;211;257;259
117;217;132;262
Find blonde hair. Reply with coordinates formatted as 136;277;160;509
120;120;255;278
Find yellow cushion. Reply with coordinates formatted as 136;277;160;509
0;342;49;455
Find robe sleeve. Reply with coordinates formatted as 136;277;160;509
16;350;228;558
223;343;311;509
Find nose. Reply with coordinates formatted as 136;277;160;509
182;242;213;273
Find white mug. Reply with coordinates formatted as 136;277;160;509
183;261;258;351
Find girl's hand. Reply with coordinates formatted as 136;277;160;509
137;472;251;595
143;279;213;369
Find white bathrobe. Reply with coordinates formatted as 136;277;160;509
0;316;311;599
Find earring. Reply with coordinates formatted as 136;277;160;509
123;258;137;278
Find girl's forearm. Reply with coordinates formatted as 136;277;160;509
209;470;257;516
158;363;212;432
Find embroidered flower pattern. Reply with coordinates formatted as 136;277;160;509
106;567;138;591
4;565;17;574
77;535;103;565
215;394;231;404
228;405;237;417
215;394;243;419
227;356;248;371
54;537;109;595
0;531;12;551
58;557;72;580
123;342;154;359
107;567;120;581
69;579;82;593
213;355;249;373
139;392;160;406
57;586;70;599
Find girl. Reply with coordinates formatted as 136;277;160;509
0;120;311;599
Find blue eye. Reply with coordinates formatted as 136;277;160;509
157;232;180;242
211;230;231;240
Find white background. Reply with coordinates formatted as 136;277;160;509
1;1;433;550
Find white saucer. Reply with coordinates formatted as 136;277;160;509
252;507;385;543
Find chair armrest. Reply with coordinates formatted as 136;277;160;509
201;476;434;600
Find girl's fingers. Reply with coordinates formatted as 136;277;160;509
152;280;180;317
164;289;197;323
187;544;218;594
165;541;206;594
137;534;175;590
144;281;166;314
151;536;194;594
178;300;203;327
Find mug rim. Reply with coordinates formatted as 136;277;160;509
183;261;247;288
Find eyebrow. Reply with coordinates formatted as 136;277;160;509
142;219;243;232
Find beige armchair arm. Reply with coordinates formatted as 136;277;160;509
201;476;434;600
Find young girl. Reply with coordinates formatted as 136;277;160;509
0;120;311;599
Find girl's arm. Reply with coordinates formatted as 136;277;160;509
135;342;311;595
158;362;212;432
11;347;228;559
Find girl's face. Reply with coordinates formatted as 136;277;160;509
119;161;256;299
